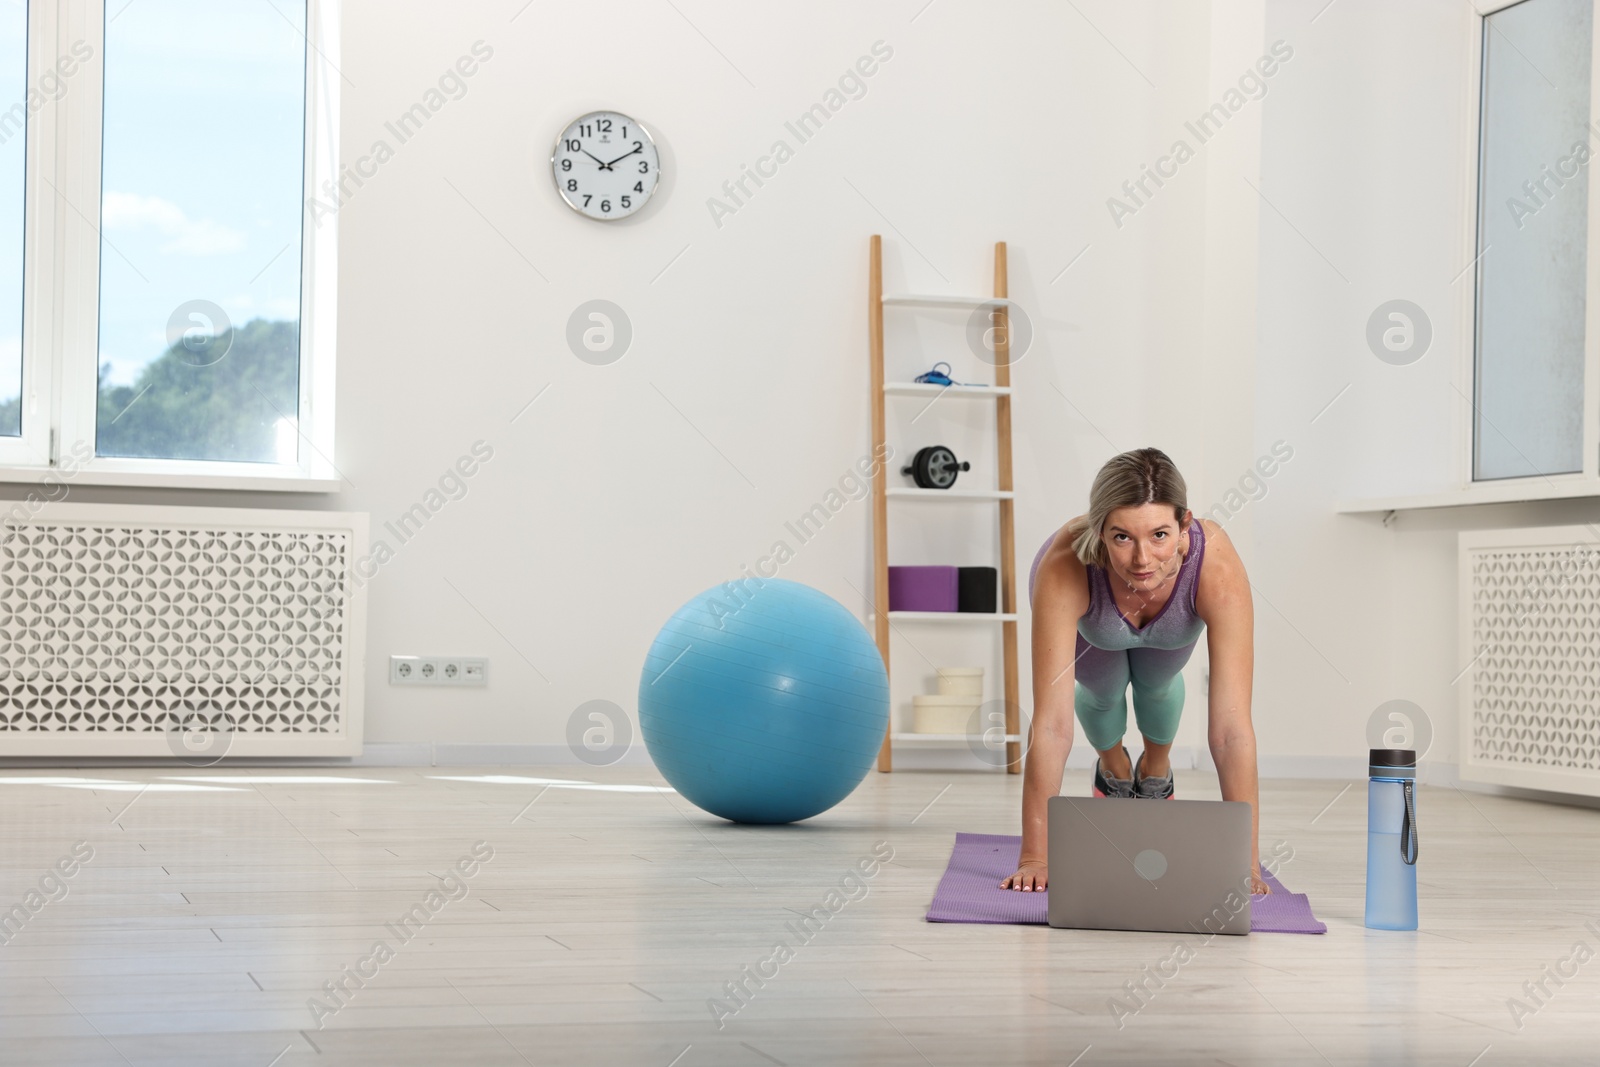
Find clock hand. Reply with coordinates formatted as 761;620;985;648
580;149;611;170
601;146;642;169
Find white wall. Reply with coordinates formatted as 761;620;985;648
1250;0;1600;781
322;0;1217;761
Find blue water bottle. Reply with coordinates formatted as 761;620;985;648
1365;748;1419;930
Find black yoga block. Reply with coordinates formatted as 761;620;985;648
958;567;998;613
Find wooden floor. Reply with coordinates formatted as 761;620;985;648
0;764;1595;1066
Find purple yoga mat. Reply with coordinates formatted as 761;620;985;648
925;832;1327;934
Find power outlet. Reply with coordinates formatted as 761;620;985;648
390;656;488;687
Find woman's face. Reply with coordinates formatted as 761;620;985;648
1101;504;1190;592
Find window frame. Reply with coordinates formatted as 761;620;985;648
1452;0;1600;502
0;0;340;492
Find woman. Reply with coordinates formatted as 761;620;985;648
1000;448;1270;895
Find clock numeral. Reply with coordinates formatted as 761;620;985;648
600;199;612;213
621;126;627;138
638;161;649;173
621;195;631;209
564;139;581;151
596;118;612;133
633;140;641;151
578;124;591;137
567;179;577;192
560;159;572;172
582;195;592;207
633;182;643;193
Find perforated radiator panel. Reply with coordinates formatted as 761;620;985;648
1459;526;1600;797
0;504;367;757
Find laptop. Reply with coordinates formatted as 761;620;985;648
1047;796;1253;935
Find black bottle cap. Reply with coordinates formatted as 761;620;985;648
1369;748;1417;778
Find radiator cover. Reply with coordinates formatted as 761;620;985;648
1459;525;1600;798
0;503;367;757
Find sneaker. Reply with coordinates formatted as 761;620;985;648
1132;751;1175;800
1092;745;1135;798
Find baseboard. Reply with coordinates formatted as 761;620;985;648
880;749;1534;801
351;742;659;768
1229;754;1369;779
885;745;1210;775
1436;762;1600;809
347;742;437;767
4;742;1596;810
892;748;1381;778
0;741;658;770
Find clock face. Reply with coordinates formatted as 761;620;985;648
551;111;661;220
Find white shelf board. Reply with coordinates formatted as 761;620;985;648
887;488;1013;500
889;733;1024;744
883;382;1010;398
1337;477;1600;513
882;293;1015;310
886;611;1018;622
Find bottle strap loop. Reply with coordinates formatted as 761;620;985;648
1400;779;1419;865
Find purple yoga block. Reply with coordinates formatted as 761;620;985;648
888;566;959;612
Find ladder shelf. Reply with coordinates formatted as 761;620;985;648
884;610;1019;622
886;488;1014;501
883;382;1011;398
868;236;1022;774
881;294;1017;310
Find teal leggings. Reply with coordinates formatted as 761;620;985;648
1073;636;1193;752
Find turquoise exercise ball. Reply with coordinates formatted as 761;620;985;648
639;579;889;824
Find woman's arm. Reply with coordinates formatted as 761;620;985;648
1001;529;1090;891
1193;520;1268;894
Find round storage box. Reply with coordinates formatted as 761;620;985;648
935;667;985;698
912;694;982;734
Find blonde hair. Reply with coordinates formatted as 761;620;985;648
1068;448;1189;568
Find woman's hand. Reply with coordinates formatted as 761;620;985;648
1250;866;1271;895
1001;859;1048;892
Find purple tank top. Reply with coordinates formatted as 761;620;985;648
1028;520;1207;652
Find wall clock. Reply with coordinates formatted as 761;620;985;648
551;110;661;220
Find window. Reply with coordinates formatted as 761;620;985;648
0;6;26;440
1472;0;1598;485
95;1;307;464
0;0;338;489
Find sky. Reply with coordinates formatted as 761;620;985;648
0;0;306;420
